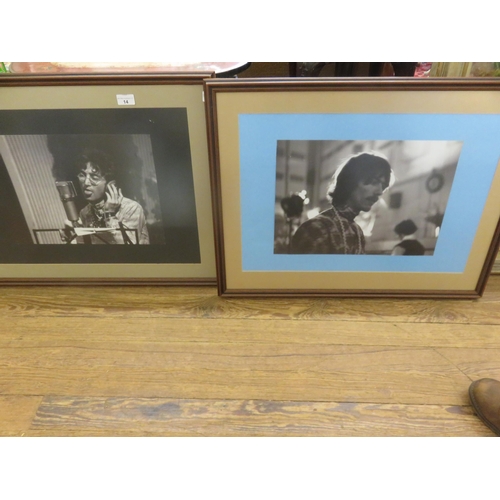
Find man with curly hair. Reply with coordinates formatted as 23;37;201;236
65;150;149;245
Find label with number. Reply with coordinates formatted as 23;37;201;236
116;94;136;106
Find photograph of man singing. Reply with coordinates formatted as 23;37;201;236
64;149;150;245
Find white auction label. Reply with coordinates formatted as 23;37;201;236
116;94;135;105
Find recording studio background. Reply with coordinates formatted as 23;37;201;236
0;133;165;245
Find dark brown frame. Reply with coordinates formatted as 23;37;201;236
0;73;217;285
205;78;500;298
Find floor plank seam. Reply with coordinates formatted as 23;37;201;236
30;395;478;408
3;341;484;349
5;319;500;330
432;348;475;383
6;312;500;325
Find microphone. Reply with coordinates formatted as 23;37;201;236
55;181;80;223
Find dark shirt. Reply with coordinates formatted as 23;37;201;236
291;206;365;254
392;239;425;255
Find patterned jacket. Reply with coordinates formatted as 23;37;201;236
79;196;150;245
291;206;365;254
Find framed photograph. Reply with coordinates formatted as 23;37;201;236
205;78;500;298
0;73;216;284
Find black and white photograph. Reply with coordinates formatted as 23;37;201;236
1;133;164;246
0;107;201;264
274;140;463;256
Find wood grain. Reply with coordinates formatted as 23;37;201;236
29;396;494;437
0;274;500;323
1;276;500;436
0;343;473;404
0;396;42;434
436;348;500;381
2;317;500;348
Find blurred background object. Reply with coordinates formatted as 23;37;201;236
3;62;500;78
430;62;500;77
5;62;250;77
287;62;418;77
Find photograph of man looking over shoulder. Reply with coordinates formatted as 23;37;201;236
291;152;394;254
274;140;463;257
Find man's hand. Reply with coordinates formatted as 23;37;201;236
60;218;78;243
103;181;123;214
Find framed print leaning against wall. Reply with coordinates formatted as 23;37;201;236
205;78;500;298
0;73;216;284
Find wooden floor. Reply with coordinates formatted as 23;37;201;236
1;276;500;437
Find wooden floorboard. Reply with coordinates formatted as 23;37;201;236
0;276;500;324
0;396;42;433
0;344;473;404
1;276;500;436
28;396;494;437
3;317;500;348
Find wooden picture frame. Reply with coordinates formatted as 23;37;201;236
0;73;216;284
492;252;500;274
205;78;500;298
